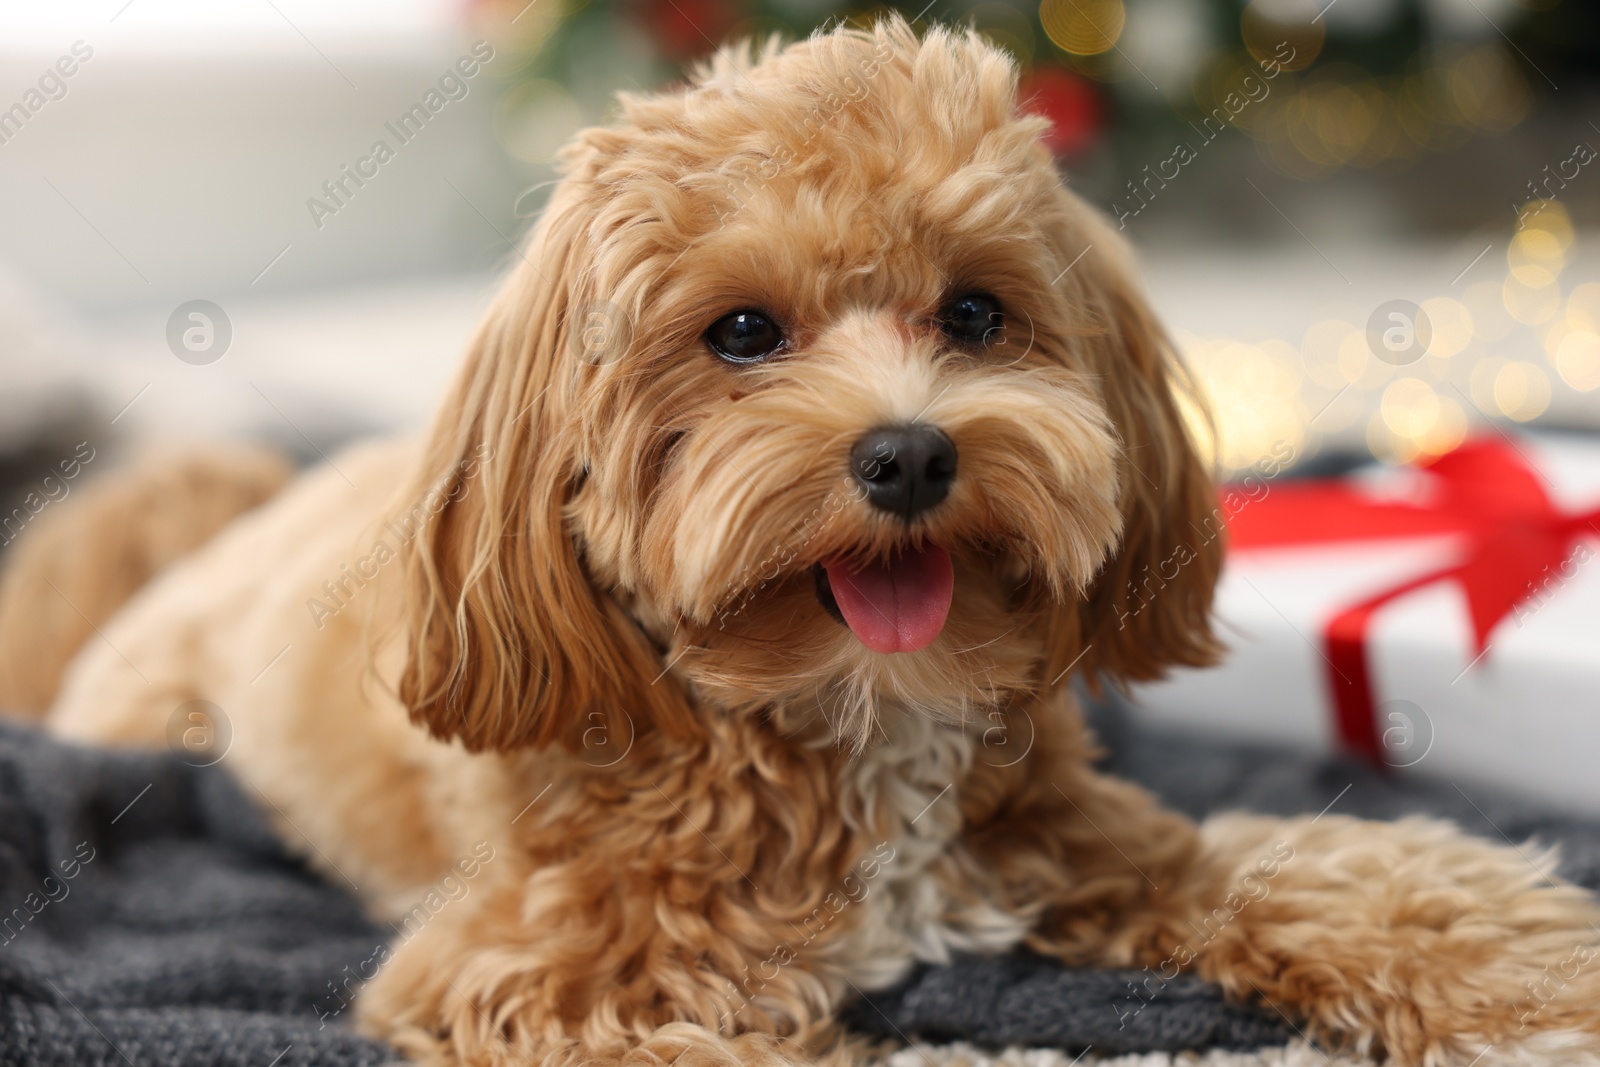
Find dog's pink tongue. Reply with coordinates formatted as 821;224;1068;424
825;545;953;654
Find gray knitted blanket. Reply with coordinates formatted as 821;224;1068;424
847;696;1600;1054
4;702;1599;1066
0;721;392;1067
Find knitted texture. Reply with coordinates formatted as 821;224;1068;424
841;950;1292;1055
0;721;393;1067
4;698;1600;1065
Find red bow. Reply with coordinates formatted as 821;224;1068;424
1225;438;1600;763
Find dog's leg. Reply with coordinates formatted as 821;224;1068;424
354;863;858;1067
353;719;874;1067
964;713;1600;1065
960;720;1226;971
1189;811;1600;1066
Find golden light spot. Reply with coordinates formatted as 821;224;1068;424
1419;297;1472;359
1337;329;1391;388
1555;331;1600;392
1543;319;1572;361
1040;0;1124;56
1173;386;1216;468
1509;227;1567;287
1308;81;1377;165
1470;356;1507;411
1567;282;1600;332
1492;361;1551;421
1181;337;1307;473
1381;378;1440;438
1241;0;1323;72
1396;71;1445;150
1512;227;1564;260
1516;199;1574;250
1448;46;1530;133
1368;410;1416;464
1259;338;1305;394
1464;280;1515;341
1502;274;1561;326
1417;395;1467;456
1511;264;1559;290
1302;319;1358;388
478;0;561;55
1349;82;1398;167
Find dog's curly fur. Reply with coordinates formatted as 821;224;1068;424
6;19;1600;1067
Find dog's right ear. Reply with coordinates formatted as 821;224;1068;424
396;178;697;754
1033;189;1225;690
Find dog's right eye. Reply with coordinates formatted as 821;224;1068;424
940;292;1003;345
705;310;784;364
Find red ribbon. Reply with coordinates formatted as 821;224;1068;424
1225;438;1600;763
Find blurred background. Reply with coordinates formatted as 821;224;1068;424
0;0;1597;808
0;0;1596;484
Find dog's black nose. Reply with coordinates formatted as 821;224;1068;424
849;424;957;519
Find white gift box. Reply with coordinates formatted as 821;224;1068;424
1129;433;1600;814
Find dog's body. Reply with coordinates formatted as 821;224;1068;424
7;19;1600;1067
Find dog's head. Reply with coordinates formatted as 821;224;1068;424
399;18;1222;752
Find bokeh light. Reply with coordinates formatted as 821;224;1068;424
1419;297;1473;359
1180;335;1307;472
1040;0;1124;56
1240;0;1323;72
1464;280;1517;342
1492;361;1553;421
1567;282;1600;332
1555;331;1600;392
1181;186;1593;477
1503;275;1562;326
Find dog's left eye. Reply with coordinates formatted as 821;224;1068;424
940;293;1003;345
705;310;785;364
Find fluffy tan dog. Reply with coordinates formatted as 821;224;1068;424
6;18;1600;1067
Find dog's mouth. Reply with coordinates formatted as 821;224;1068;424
812;544;954;654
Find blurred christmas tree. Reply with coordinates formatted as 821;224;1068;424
469;0;1596;185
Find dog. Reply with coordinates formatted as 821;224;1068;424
3;18;1599;1067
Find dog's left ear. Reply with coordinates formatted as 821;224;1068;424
1040;196;1225;687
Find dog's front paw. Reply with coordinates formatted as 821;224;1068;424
1193;813;1600;1066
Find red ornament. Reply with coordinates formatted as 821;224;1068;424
645;0;738;60
1018;66;1101;158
